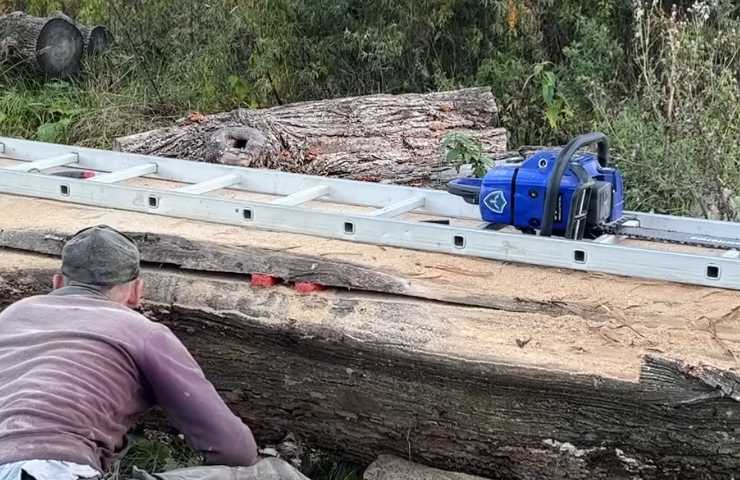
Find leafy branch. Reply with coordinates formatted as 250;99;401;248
442;133;492;178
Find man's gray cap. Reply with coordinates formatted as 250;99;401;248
62;225;140;286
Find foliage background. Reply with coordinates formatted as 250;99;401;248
1;0;739;217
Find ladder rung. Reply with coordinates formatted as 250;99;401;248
272;184;329;206
369;195;425;218
90;164;158;184
593;234;620;245
175;174;241;195
7;153;78;172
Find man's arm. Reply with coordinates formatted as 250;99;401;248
139;323;259;466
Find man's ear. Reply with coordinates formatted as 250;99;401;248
126;278;144;308
52;273;64;290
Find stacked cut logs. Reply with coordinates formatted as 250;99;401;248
0;11;112;76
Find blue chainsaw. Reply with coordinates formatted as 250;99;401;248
448;132;740;249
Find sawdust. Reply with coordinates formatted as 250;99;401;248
0;193;739;381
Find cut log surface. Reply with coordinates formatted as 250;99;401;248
83;25;112;55
0;11;83;76
113;88;507;188
50;12;112;55
0;249;739;479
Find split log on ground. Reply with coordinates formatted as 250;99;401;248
113;88;508;187
0;11;83;76
1;251;740;479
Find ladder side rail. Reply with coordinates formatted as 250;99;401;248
0;168;737;290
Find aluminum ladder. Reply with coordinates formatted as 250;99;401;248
1;136;740;290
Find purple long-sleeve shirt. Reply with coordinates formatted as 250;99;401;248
0;287;258;471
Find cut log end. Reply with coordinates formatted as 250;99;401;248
86;26;112;55
36;17;82;76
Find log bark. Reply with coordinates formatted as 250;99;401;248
112;88;508;188
364;456;491;480
0;11;83;76
0;252;739;479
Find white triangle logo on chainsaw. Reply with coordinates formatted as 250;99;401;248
484;190;507;214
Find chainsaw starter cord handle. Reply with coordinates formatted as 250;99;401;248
539;132;609;237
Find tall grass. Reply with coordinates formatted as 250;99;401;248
596;0;740;218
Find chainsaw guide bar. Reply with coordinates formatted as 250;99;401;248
604;219;740;251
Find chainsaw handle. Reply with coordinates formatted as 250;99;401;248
539;132;609;237
447;178;482;205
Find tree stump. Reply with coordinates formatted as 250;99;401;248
0;11;83;76
113;88;508;188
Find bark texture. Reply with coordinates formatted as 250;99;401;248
365;456;494;480
0;254;738;480
112;88;507;187
0;11;82;76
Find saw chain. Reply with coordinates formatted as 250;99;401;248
602;217;740;251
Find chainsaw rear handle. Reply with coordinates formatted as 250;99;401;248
539;132;609;237
447;177;482;205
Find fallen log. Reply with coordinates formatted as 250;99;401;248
0;193;737;360
1;250;739;479
0;11;83;76
112;88;508;188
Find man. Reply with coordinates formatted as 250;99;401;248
0;225;306;480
